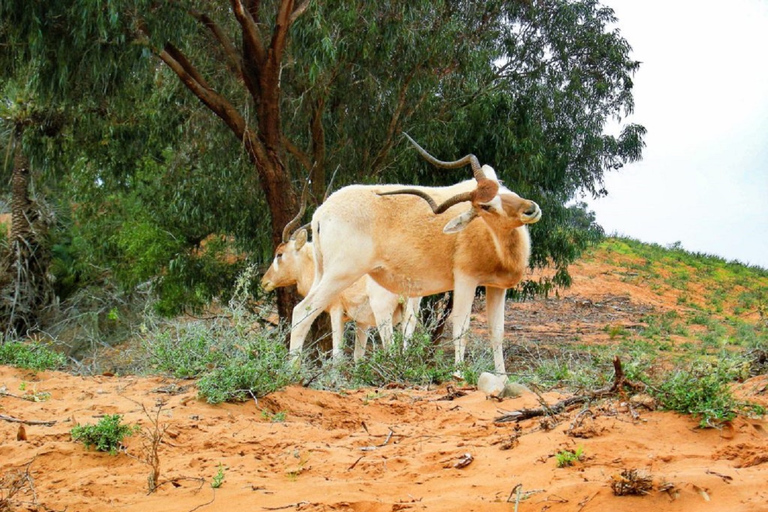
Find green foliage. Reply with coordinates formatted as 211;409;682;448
3;0;647;321
0;341;67;371
556;446;584;468
195;335;299;404
211;464;225;489
261;410;287;423
651;360;763;428
143;329;224;379
70;414;139;455
349;332;457;388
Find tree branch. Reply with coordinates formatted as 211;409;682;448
157;43;268;168
493;357;644;423
230;0;266;64
290;0;311;24
282;135;312;173
269;0;294;70
188;9;243;79
163;43;212;91
310;96;326;197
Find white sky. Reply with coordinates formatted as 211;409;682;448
583;0;768;268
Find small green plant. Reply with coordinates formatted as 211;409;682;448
605;324;628;340
16;382;51;402
0;341;67;371
653;361;763;427
70;414;139;455
211;463;225;488
555;446;584;468
261;409;286;423
143;328;228;379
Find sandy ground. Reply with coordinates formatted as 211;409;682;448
2;257;768;512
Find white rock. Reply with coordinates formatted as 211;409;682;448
477;372;528;398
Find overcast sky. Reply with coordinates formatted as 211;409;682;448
583;0;768;268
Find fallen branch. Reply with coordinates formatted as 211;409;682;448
262;502;310;511
0;414;56;426
494;357;642;423
361;428;395;451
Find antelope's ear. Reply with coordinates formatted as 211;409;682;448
294;228;308;250
443;209;477;234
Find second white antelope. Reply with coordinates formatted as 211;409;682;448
289;134;541;374
262;188;419;360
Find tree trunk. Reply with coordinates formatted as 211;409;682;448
10;130;32;244
1;126;50;339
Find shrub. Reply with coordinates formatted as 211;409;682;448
350;331;456;388
196;335;299;404
653;361;763;427
0;341;67;371
71;414;139;454
144;329;227;379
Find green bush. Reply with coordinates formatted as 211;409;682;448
0;341;67;371
144;329;227;379
556;446;584;468
71;414;139;454
653;361;763;427
350;331;456;388
196;335;300;404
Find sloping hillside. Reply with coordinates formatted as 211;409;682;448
1;237;767;512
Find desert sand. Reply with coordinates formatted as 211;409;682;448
1;257;767;512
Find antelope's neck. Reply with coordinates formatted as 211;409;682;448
490;223;531;272
296;246;316;297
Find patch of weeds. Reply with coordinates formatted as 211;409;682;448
651;360;763;428
261;409;286;423
688;311;711;326
350;330;456;388
640;311;686;340
142;327;228;379
211;463;225;488
196;334;299;404
604;324;629;340
555;446;584;468
71;414;139;454
16;382;51;402
0;341;67;371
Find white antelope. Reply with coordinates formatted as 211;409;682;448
289;134;541;374
261;189;420;361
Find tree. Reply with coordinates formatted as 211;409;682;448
0;0;644;339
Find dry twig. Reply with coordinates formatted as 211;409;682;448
494;357;642;423
0;414;56;426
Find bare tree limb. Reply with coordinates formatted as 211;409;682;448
0;414;56;426
230;0;266;64
494;357;644;423
156;43;268;169
290;0;311;24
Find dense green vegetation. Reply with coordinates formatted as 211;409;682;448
1;0;641;338
2;237;766;428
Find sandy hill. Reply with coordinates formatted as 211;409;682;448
1;239;767;512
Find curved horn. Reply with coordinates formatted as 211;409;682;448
403;132;486;182
290;222;312;239
282;181;310;243
378;189;473;214
323;165;339;203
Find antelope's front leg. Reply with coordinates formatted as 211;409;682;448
485;286;507;375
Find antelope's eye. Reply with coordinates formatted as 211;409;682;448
276;253;283;260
